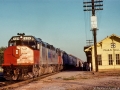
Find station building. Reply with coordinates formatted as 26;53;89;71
84;34;120;71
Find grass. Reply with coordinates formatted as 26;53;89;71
56;77;62;79
63;76;76;80
81;77;89;79
99;71;106;73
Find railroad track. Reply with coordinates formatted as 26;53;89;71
0;80;20;87
0;72;59;90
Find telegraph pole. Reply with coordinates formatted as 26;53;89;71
83;0;103;72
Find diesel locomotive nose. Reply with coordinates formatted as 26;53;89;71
12;47;21;58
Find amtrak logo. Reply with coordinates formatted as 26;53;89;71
111;43;116;48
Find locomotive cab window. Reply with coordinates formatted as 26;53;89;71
9;41;16;46
9;40;22;46
28;41;36;49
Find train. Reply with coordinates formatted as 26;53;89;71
2;33;83;80
62;53;83;70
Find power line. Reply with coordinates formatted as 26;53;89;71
86;40;93;46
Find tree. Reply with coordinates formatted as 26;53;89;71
0;46;7;65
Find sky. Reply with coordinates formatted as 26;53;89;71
0;0;120;61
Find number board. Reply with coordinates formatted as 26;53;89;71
12;36;34;41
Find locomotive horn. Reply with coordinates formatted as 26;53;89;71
17;33;25;36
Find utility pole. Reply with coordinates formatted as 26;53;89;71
83;0;103;72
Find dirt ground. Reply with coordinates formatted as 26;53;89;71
14;71;120;90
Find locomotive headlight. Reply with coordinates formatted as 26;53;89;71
20;35;23;39
20;36;23;40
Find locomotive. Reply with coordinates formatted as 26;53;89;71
2;33;63;80
2;33;83;80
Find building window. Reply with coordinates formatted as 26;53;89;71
116;54;120;65
108;54;113;65
97;55;102;65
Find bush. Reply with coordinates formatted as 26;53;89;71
0;46;7;65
